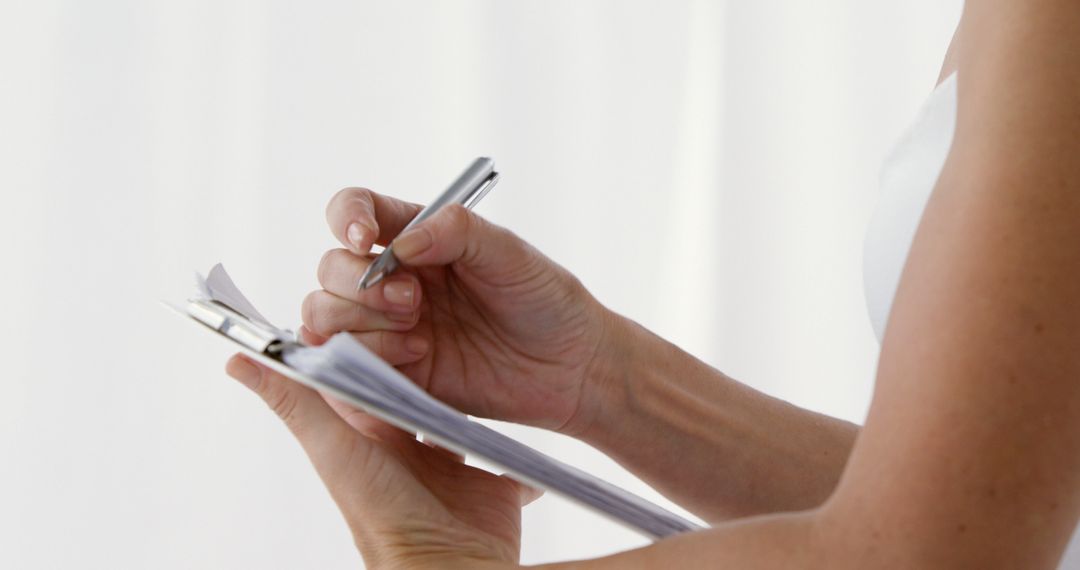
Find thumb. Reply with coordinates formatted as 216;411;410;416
390;204;538;279
225;354;357;462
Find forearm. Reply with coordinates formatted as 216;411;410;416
436;510;829;570
581;313;859;522
530;510;826;569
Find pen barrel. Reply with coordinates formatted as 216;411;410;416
401;157;495;232
358;157;497;290
374;245;401;279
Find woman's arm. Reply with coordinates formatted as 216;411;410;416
580;315;859;521
828;2;1080;565
531;0;1080;566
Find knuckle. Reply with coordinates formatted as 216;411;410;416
375;331;389;356
266;385;300;425
347;188;376;214
327;188;354;218
306;291;347;336
350;186;374;198
443;203;471;231
347;303;378;331
301;290;321;331
457;204;488;243
316;248;344;287
452;205;485;265
316;250;332;284
330;186;370;207
391;196;423;221
327;187;375;227
403;200;424;218
359;331;390;356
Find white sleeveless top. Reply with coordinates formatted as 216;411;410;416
862;73;1080;568
863;72;957;340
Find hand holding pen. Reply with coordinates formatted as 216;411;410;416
357;157;500;289
306;160;614;437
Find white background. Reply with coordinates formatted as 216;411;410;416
0;1;961;567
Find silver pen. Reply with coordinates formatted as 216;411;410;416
356;157;500;290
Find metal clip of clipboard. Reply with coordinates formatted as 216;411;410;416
186;298;299;357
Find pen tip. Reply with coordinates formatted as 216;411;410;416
357;268;383;291
359;270;386;290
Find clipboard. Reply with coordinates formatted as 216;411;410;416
169;264;703;540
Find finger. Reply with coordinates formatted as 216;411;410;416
302;289;419;337
321;392;417;443
348;330;430;365
226;355;416;534
389;204;539;280
225;354;360;463
422;434;465;463
500;474;546;507
317;249;422;312
298;325;329;346
326;187;423;254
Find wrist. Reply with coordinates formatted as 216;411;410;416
568;307;655;442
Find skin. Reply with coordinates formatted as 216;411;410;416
226;1;1080;567
296;187;858;524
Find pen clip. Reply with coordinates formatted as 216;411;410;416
357;158;499;291
464;171;499;210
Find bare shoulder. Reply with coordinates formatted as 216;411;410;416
951;0;1080;187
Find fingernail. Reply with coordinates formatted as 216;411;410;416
347;222;366;251
227;356;262;390
405;335;429;355
383;280;416;308
393;227;433;260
